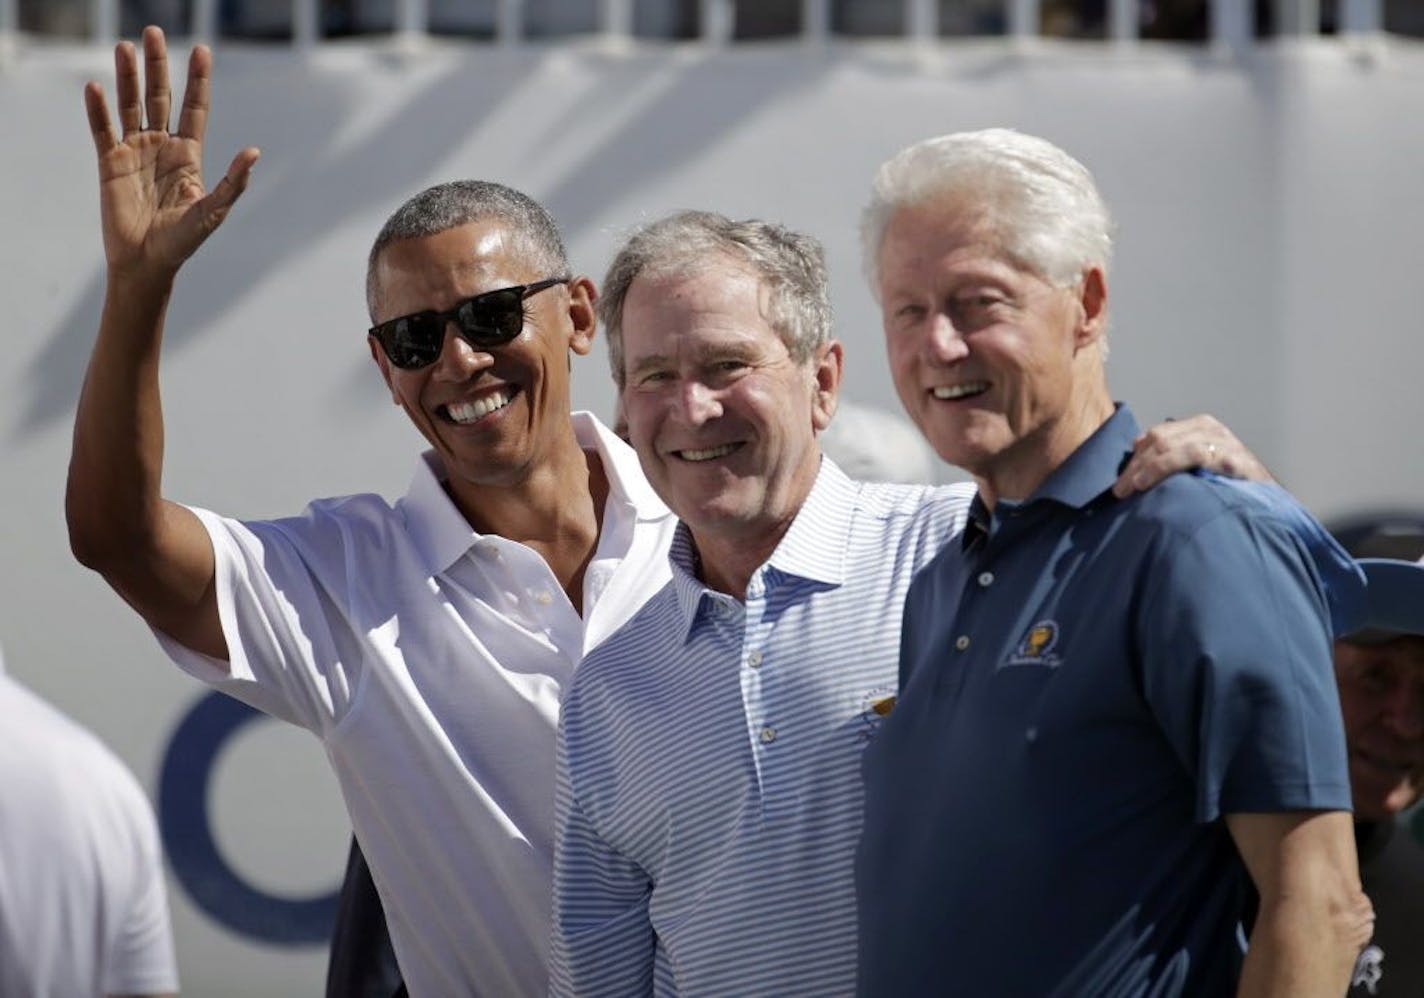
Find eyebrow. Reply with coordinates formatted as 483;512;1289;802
627;335;764;373
626;353;674;381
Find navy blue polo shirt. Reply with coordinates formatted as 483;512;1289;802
856;405;1357;998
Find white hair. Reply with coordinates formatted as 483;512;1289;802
599;210;831;389
860;128;1114;297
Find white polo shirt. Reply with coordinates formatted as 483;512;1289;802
155;413;676;998
0;651;179;998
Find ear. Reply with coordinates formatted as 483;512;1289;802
368;335;402;405
1074;266;1108;350
567;276;598;357
810;340;844;433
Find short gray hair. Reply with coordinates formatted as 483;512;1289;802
860;128;1114;296
366;180;569;319
599;210;831;388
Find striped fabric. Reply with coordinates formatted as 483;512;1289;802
552;460;973;996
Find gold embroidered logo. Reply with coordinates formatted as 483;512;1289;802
1005;620;1063;668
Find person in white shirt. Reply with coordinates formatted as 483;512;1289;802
0;646;179;998
67;27;675;997
66;26;1267;998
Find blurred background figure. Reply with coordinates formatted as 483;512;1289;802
1330;517;1424;998
818;400;940;485
0;645;179;998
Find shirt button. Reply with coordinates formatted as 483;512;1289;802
533;590;554;606
760;725;777;744
1025;726;1039;743
978;571;994;587
715;600;732;617
955;635;970;651
747;650;763;668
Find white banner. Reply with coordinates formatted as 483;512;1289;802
2;36;1421;994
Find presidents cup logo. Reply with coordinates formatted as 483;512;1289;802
859;686;897;740
1005;620;1063;669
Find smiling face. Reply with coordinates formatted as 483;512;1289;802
1335;636;1424;821
619;256;839;558
877;197;1111;505
368;219;595;506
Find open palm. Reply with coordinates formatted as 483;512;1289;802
85;27;258;278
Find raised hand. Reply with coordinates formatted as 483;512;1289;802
83;26;259;281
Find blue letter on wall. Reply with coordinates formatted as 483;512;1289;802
159;691;337;944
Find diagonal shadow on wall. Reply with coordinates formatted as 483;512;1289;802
31;45;837;438
535;49;836;242
331;47;838;404
22;49;539;440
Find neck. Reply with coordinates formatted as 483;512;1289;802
977;389;1115;511
446;433;609;613
688;521;792;602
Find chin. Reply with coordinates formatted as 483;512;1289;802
926;440;991;478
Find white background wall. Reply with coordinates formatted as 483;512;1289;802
2;33;1422;994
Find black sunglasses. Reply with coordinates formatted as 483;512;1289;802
369;277;570;370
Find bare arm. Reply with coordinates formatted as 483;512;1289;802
67;27;258;661
1226;810;1374;997
1113;413;1273;497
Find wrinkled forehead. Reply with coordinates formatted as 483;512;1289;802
629;255;774;328
877;205;1033;298
621;260;794;368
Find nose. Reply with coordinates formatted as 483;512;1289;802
675;379;722;426
430;321;494;382
926;311;969;364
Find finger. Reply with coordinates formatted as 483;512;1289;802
1114;427;1198;497
189;147;261;231
176;44;212;142
84;81;119;157
1196;440;1218;470
143;26;172;134
1112;460;1154;498
114;41;143;136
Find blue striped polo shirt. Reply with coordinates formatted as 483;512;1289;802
551;458;973;997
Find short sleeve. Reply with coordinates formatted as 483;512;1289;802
151;506;358;733
1137;505;1353;822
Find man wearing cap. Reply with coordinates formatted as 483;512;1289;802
1337;550;1424;998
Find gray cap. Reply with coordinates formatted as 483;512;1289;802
1342;557;1424;644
